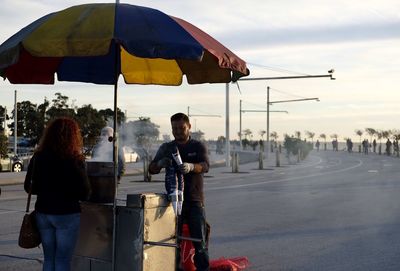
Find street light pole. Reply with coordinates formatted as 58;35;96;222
225;83;230;167
266;87;320;158
2;107;5;134
239;74;334;82
269;97;320;104
239;100;242;150
225;71;334;167
240;100;287;152
14;90;17;156
267;86;270;156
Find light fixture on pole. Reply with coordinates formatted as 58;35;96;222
266;86;320;156
225;70;334;166
239;99;288;150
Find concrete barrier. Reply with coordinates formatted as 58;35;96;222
275;149;280;167
232;152;239;173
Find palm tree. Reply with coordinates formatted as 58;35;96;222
270;131;279;141
259;130;266;140
243;129;252;140
295;131;301;139
365;127;376;143
319;133;327;150
330;134;338;140
305;130;315;143
355;129;363;145
376;130;383;143
382;130;391;141
391;129;400;141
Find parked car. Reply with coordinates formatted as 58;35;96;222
123;146;140;163
0;155;24;172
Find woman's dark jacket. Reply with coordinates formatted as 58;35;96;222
24;150;91;214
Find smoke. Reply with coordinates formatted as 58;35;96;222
90;122;156;162
91;136;113;162
91;125;115;162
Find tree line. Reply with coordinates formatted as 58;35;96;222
0;92;160;158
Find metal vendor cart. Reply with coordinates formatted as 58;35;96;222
72;161;177;271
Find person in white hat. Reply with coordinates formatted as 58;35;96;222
91;126;125;181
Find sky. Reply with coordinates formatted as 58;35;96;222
1;0;400;141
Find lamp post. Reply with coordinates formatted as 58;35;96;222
266;86;320;156
239;99;288;150
224;70;334;166
187;106;221;118
0;106;6;134
14;90;17;156
187;105;221;133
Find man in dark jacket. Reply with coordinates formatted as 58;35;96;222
149;112;210;271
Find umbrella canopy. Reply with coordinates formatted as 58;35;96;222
0;3;249;86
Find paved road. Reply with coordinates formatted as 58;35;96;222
1;150;400;270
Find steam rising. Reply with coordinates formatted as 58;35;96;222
91;137;114;162
91;126;114;162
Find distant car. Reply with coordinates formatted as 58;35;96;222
0;156;24;172
123;146;140;163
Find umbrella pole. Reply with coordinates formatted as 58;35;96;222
111;44;120;271
111;80;118;271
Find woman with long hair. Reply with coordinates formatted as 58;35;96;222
24;117;90;271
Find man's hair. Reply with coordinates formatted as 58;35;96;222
170;112;190;124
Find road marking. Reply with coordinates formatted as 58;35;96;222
205;155;324;184
368;170;378;173
0;210;21;215
206;158;363;191
0;195;27;201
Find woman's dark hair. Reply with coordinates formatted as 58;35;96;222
170;112;190;123
37;117;84;160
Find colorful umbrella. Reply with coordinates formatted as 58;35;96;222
0;2;249;193
0;3;249;85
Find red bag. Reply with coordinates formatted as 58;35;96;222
180;224;196;271
210;257;250;271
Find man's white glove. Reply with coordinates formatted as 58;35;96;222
157;157;172;168
179;162;194;174
169;190;178;216
177;190;183;215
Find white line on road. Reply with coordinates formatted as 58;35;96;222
206;158;363;191
0;210;21;215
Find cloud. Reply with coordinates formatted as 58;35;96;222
219;21;400;51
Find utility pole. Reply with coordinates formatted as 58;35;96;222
223;70;334;167
225;83;230;167
239;100;242;150
187;106;221;118
266;87;319;157
239;98;287;152
3;107;6;134
267;86;270;156
14;90;17;156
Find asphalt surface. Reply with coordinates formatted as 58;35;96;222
1;150;400;270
